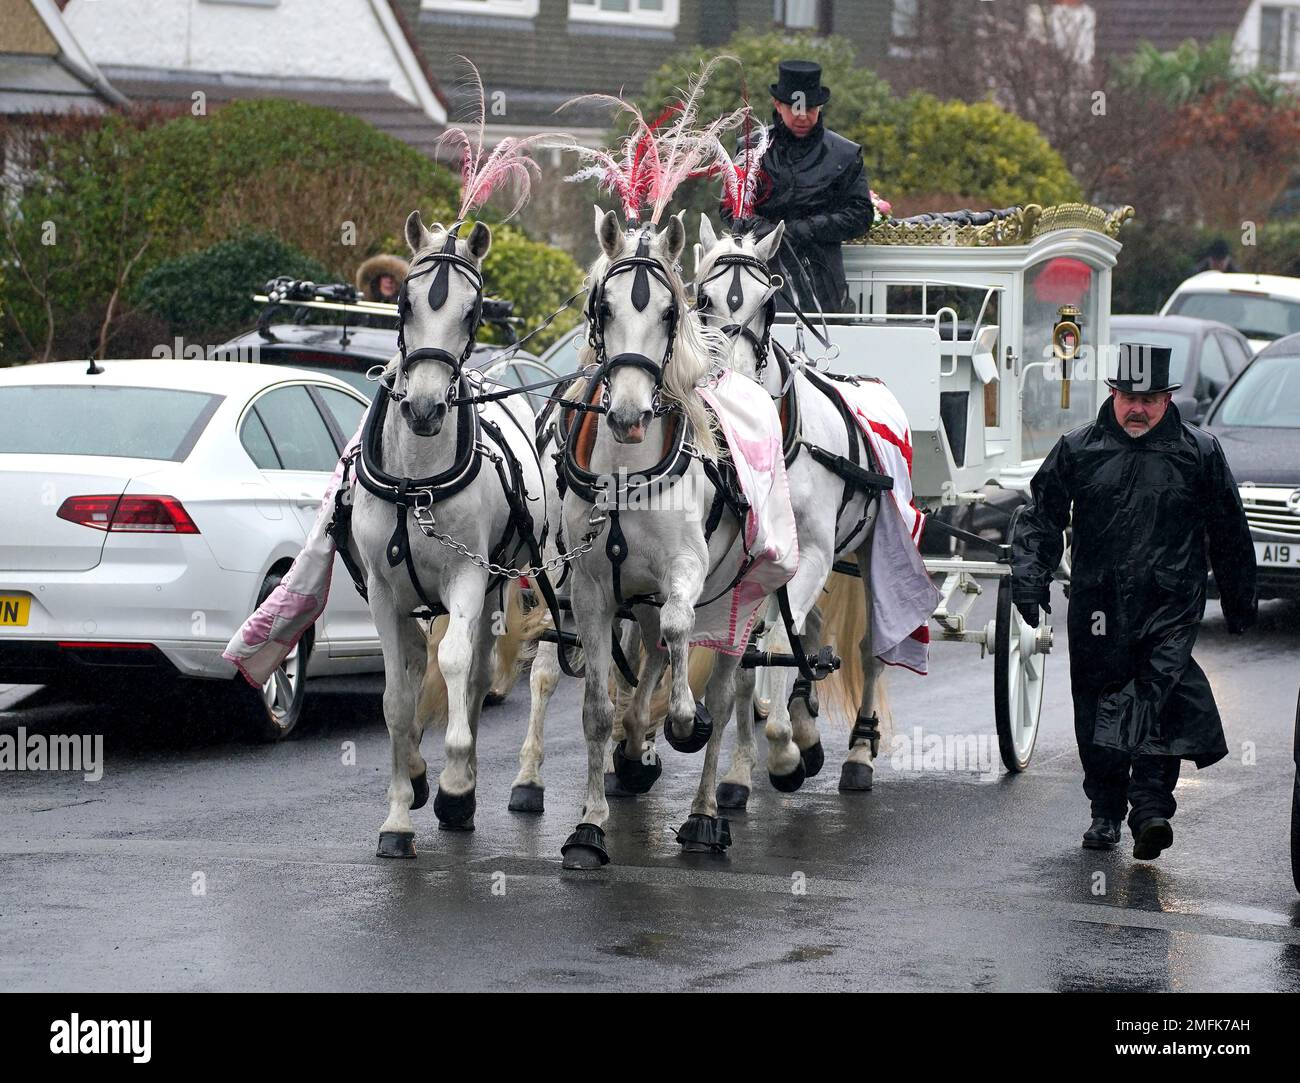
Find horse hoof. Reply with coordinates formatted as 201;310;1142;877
376;831;416;859
483;690;506;708
612;740;662;795
838;761;874;792
410;771;430;811
715;782;750;810
434;787;476;830
605;771;638;798
800;741;825;778
769;760;807;793
675;813;732;854
561;823;610;870
508;782;544;814
664;700;713;753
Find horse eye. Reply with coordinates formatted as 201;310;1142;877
661;307;674;323
697;294;712;311
599;302;612;320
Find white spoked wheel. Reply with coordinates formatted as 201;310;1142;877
993;575;1047;772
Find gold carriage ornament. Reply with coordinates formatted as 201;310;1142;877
1052;304;1083;410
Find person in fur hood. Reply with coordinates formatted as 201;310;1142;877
355;254;409;303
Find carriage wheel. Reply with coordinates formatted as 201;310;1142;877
993;575;1046;772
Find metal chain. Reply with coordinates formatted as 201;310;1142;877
411;503;608;580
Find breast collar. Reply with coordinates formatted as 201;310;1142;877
558;365;695;508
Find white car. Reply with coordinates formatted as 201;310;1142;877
0;359;381;738
1161;271;1300;353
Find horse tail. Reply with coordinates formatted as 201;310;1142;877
416;580;526;731
417;615;451;731
817;558;873;727
489;580;527;699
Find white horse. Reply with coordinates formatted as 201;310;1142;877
556;208;762;870
349;211;549;857
695;216;889;803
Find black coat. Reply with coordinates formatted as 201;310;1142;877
720;113;873;313
1011;398;1258;766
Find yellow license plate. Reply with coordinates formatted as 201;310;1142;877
0;595;31;626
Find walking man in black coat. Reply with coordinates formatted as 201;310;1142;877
719;59;874;313
1011;343;1258;859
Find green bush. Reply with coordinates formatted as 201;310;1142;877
0;101;462;362
848;94;1081;212
132;232;330;341
482;225;585;351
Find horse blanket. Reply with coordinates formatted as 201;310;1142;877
822;376;939;675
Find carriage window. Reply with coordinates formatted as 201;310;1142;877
1022;257;1100;460
251;386;340;472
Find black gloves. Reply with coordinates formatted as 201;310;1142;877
1014;596;1051;628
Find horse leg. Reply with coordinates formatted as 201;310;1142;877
661;554;710;754
609;609;669;795
678;651;741;853
788;604;827;779
716;645;758;810
841;530;885;793
605;618;649;796
375;590;429;858
507;637;559;814
561;574;618;870
433;572;490;831
764;551;832;793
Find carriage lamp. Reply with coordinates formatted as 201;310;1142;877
1052;304;1082;409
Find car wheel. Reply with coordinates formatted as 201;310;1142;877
234;571;313;742
1292;767;1299;895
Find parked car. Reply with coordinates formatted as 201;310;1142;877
0;359;381;738
1293;684;1299;894
216;281;559;399
1111;315;1252;423
1160;271;1300;353
1203;336;1300;602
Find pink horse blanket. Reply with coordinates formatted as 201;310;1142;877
822;377;940;675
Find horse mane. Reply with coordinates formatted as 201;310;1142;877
578;241;724;460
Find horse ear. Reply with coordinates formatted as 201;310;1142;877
466;221;492;262
698;214;719;257
660;212;686;263
596;208;622;259
753;220;785;264
405;210;433;254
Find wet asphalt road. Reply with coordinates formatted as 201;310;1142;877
2;584;1299;992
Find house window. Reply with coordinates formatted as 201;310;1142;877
892;0;919;39
568;0;680;29
1260;5;1300;72
421;0;540;17
774;0;819;30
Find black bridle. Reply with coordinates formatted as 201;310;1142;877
696;250;781;374
381;221;485;404
583;229;683;414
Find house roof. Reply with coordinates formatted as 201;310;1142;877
1092;0;1252;57
0;0;124;113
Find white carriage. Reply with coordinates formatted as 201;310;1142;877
761;202;1136;771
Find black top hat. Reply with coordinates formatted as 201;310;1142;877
770;60;831;108
1106;342;1182;393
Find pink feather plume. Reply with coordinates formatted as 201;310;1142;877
436;57;558;222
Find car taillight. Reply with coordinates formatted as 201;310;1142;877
57;495;200;534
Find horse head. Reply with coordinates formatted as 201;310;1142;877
694;215;785;377
584;207;717;455
391;210;492;437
